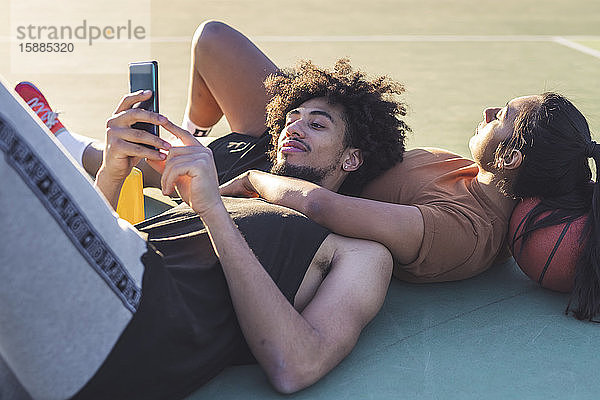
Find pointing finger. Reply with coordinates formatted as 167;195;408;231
160;118;202;147
114;90;153;114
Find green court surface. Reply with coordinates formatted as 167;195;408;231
2;1;600;398
136;189;600;400
189;260;600;400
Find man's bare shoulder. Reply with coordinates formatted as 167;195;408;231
294;233;392;311
313;233;392;274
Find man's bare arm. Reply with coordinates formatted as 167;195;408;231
204;210;392;393
160;125;393;393
220;170;425;265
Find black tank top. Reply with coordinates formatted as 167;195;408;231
73;197;329;400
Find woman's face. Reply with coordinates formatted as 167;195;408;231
469;95;539;172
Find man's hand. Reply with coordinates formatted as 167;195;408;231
219;171;260;198
100;90;173;184
147;121;223;218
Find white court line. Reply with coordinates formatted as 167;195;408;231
150;34;600;43
2;34;600;62
552;36;600;60
152;34;557;43
2;34;600;43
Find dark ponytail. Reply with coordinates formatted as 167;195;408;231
570;143;600;321
503;93;600;321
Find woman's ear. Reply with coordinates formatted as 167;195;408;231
342;148;363;172
501;149;523;171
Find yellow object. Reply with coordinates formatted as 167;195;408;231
116;167;145;224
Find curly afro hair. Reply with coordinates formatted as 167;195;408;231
265;58;410;195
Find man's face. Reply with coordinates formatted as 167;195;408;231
271;97;358;189
469;95;538;172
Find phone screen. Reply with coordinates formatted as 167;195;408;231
129;61;159;137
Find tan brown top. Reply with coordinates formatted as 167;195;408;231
361;148;510;283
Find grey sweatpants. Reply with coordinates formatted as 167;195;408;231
0;79;147;399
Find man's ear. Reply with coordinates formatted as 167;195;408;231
342;148;363;172
500;149;523;170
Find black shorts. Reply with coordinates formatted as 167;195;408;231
208;131;272;184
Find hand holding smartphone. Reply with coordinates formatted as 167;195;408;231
129;61;159;147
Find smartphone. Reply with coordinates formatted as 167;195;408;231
129;61;159;141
